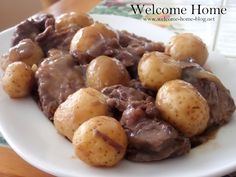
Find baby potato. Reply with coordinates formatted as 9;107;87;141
70;23;118;54
72;116;127;167
70;25;103;53
0;39;44;71
156;80;209;137
55;12;94;31
165;33;208;66
86;56;130;90
2;61;34;98
54;88;110;141
92;22;118;39
138;52;181;90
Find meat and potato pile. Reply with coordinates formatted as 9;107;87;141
0;12;235;167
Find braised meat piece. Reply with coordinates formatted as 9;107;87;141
102;85;153;113
182;65;235;128
128;79;156;97
35;51;85;120
121;102;190;162
118;30;165;56
102;85;190;162
12;13;54;46
36;25;80;53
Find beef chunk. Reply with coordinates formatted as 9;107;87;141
118;31;164;49
12;13;55;46
128;79;156;97
121;102;191;162
118;30;165;57
102;85;153;112
36;25;80;53
35;51;85;120
103;85;190;162
182;66;235;128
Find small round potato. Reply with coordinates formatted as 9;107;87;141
55;12;94;31
2;61;34;98
165;33;208;66
138;52;181;90
72;116;127;167
54;88;110;141
0;39;44;71
70;25;103;53
156;80;209;137
86;56;130;90
70;23;118;53
92;22;118;39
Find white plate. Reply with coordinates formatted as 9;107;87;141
0;14;236;177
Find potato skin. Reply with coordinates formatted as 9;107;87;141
54;88;110;141
70;25;102;53
55;12;94;31
70;23;118;53
86;56;130;90
91;22;118;39
2;61;34;98
72;116;127;167
138;52;181;90
156;80;209;137
165;33;208;66
0;39;43;71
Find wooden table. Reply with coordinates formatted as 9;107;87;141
0;0;100;176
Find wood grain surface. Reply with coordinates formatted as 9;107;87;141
0;148;54;177
0;0;100;176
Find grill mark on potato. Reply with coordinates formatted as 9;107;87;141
94;129;123;153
